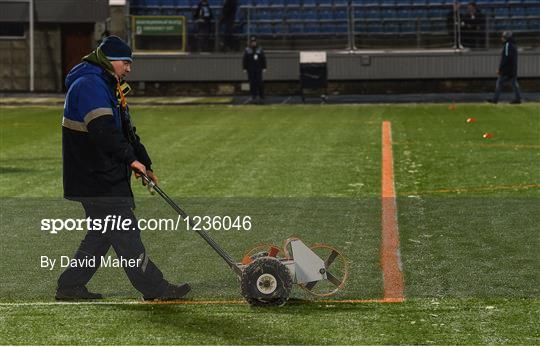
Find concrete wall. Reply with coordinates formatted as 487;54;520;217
108;5;127;41
0;0;108;23
128;50;540;82
0;24;62;91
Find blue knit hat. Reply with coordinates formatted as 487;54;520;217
99;36;133;62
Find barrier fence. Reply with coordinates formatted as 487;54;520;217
128;1;540;51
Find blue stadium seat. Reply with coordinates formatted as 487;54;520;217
255;23;274;34
286;9;301;19
333;8;347;19
365;9;381;18
302;0;318;6
495;7;510;17
304;22;319;32
289;23;304;33
399;21;416;33
333;22;348;33
397;9;413;18
384;22;400;33
285;0;302;5
413;9;428;18
319;23;336;33
301;9;318;19
428;8;447;17
319;9;333;19
383;8;397;18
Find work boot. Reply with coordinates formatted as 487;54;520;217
486;98;498;104
143;283;191;301
510;99;522;104
55;286;103;300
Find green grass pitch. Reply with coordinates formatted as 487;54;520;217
0;103;539;344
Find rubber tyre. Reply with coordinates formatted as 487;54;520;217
240;256;292;307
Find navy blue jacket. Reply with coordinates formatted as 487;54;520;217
242;46;266;72
499;38;518;77
62;62;151;205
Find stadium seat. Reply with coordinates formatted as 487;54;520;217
285;0;302;5
302;0;318;6
319;9;333;19
400;21;416;33
257;23;275;34
333;8;347;20
304;22;320;32
334;22;348;33
288;23;304;33
286;9;301;19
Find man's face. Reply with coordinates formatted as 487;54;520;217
250;40;257;48
468;4;476;14
110;60;132;80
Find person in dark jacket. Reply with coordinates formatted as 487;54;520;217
487;31;522;104
219;0;238;51
57;36;191;300
193;0;213;52
242;36;267;103
461;2;485;48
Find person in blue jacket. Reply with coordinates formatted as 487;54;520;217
243;36;267;104
487;31;522;104
56;36;191;301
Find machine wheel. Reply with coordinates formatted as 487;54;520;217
298;243;349;297
240;257;292;307
241;244;283;265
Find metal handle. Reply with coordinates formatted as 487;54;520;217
137;171;243;277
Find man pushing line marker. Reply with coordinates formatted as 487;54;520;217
57;36;190;301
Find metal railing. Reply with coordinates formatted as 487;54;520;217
128;2;540;51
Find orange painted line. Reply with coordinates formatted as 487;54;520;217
141;299;245;305
319;298;404;304
381;121;405;301
138;298;404;305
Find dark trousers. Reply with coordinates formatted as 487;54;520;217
493;74;522;102
248;69;264;99
57;202;168;298
196;22;212;52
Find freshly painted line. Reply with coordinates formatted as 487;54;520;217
141;299;245;305
381;121;405;301
0;301;141;307
318;298;404;304
0;298;403;307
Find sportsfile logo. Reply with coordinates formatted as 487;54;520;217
40;215;252;234
41;215;135;234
